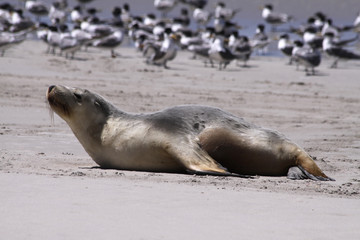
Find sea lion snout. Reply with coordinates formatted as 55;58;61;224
48;85;56;94
46;85;73;118
46;85;64;101
46;85;56;100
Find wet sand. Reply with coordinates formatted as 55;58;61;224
0;40;360;239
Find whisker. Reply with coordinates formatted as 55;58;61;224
45;97;55;125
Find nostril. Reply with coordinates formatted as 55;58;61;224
48;85;55;93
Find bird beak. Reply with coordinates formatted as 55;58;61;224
170;33;179;40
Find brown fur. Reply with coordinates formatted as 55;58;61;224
47;85;333;181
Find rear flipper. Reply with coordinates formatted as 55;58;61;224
287;166;335;181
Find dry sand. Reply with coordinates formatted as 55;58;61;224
1;40;360;239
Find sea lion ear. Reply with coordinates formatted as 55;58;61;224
94;99;109;112
94;100;102;108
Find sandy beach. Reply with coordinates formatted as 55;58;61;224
1;40;360;239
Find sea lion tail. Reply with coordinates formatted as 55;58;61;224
287;166;334;181
289;153;335;181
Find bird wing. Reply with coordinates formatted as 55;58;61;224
327;47;360;59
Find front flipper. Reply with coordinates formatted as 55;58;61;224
166;137;253;178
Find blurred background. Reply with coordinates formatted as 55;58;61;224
11;0;360;35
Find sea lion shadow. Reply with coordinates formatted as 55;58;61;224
80;166;102;169
307;71;329;77
166;66;187;71
61;56;88;61
238;64;258;69
114;54;133;59
224;64;258;71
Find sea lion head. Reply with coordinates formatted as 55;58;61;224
47;85;121;164
47;85;111;119
46;85;114;136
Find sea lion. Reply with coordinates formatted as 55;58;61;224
46;85;334;181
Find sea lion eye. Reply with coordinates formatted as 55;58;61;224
74;92;82;102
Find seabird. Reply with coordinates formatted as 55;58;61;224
0;3;12;21
49;1;67;25
187;27;214;66
0;30;27;56
229;32;252;67
192;6;212;26
178;29;203;49
177;8;191;27
25;0;49;21
261;4;292;31
292;40;321;75
153;21;166;37
71;25;93;46
180;0;208;9
250;24;271;55
108;7;123;28
143;13;158;27
0;4;12;32
85;8;100;23
213;16;241;36
145;28;178;68
313;12;327;31
154;0;178;17
92;30;124;57
36;22;49;44
128;22;155;44
59;35;81;59
321;19;340;37
80;19;114;38
71;6;83;23
133;34;155;52
322;32;360;68
290;17;316;36
8;9;35;33
321;18;354;38
208;34;236;70
188;43;213;67
121;3;131;25
303;26;323;49
46;25;61;54
169;18;182;33
214;2;240;21
141;37;162;58
277;34;294;64
56;0;68;9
